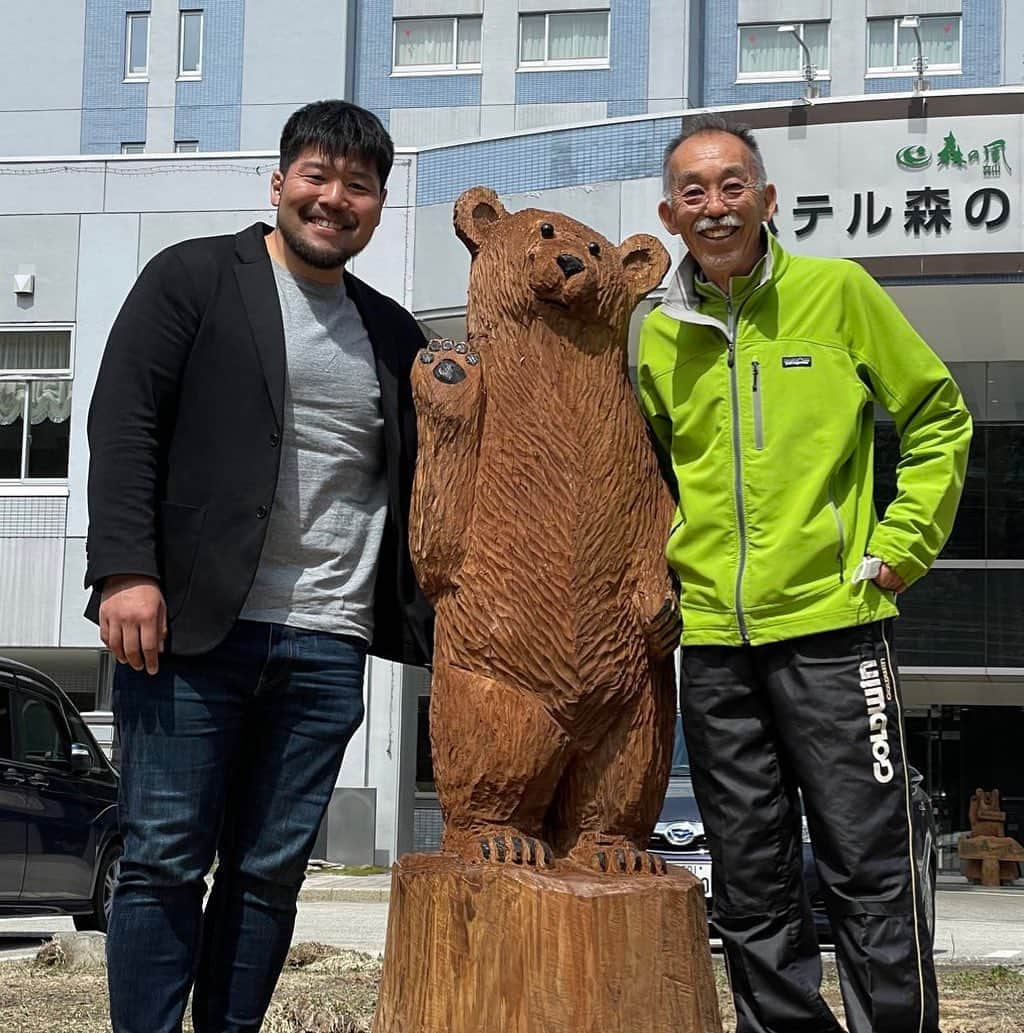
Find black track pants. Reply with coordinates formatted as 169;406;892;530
681;620;939;1033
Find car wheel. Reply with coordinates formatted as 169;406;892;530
922;857;937;940
73;842;122;933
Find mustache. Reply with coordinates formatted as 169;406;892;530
693;213;743;233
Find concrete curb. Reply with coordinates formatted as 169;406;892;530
298;872;393;903
298;886;391;903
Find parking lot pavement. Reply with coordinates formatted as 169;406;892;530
933;886;1024;964
2;884;1023;964
296;883;1024;963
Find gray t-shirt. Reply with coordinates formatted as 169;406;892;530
240;262;387;641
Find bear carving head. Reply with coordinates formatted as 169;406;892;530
454;186;669;341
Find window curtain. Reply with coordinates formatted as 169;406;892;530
740;25;801;74
456;18;481;65
520;15;546;62
0;383;25;426
0;331;71;372
898;16;960;67
740;23;827;74
548;12;608;61
867;20;894;68
0;382;71;425
802;23;829;71
394;18;453;67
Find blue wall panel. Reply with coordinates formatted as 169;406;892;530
703;0;833;106
81;0;150;154
515;0;650;115
353;0;482;116
174;0;245;150
864;0;1000;93
416;114;682;207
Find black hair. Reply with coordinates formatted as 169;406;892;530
661;114;768;197
279;100;394;189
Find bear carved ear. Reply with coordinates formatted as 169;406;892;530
618;233;671;299
453;186;507;256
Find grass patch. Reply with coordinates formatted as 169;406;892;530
4;945;1023;1032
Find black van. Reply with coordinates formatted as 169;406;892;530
0;658;120;932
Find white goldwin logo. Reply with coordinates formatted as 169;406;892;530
860;659;894;784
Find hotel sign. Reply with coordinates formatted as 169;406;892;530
758;114;1024;258
896;132;1012;178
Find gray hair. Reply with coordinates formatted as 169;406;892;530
661;114;768;200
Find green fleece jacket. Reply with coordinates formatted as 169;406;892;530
637;232;972;647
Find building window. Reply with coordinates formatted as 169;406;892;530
0;329;73;482
392;16;482;73
867;15;961;74
518;11;610;69
178;10;203;79
125;12;150;81
175;140;199;153
737;22;829;80
120;142;145;154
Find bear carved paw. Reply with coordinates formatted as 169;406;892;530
477;832;554;869
412;339;483;421
569;835;667;876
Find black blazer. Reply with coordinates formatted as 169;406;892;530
85;222;433;667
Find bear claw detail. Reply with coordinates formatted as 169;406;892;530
587;847;667;876
474;833;553;868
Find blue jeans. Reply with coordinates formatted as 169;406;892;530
106;620;367;1033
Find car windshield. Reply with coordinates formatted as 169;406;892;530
671;715;689;776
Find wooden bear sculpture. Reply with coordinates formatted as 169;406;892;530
410;186;678;874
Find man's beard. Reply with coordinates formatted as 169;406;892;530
277;213;357;270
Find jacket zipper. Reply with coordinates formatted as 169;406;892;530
727;297;751;643
828;482;846;584
751;360;763;450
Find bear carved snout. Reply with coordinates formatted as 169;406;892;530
528;245;598;311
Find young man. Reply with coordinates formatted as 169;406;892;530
637;114;971;1033
86;100;432;1033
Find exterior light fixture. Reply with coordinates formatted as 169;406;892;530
900;15;929;95
778;24;818;103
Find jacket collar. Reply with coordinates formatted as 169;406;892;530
660;226;785;328
234;220;274;263
233;222;285;428
232;221;401;430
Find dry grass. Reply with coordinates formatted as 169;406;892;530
0;941;1021;1032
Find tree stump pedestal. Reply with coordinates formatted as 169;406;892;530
372;852;721;1033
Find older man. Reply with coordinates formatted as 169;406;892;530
637;114;970;1033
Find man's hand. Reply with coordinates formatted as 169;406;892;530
873;563;907;594
99;575;167;675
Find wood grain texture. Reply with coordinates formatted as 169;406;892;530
384;189;718;1033
409;187;681;875
373;854;721;1033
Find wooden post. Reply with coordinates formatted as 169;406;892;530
373;854;721;1033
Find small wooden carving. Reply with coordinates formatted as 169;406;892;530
373;190;719;1033
411;187;678;872
959;787;1024;886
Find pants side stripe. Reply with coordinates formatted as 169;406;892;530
881;622;926;1033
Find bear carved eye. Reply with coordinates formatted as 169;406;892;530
540;222;555;239
588;242;601;256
